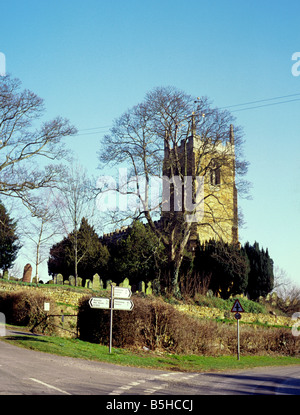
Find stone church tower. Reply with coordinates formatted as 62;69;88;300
162;122;238;248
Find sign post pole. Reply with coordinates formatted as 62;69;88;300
237;316;240;361
109;285;114;354
89;285;134;354
231;299;244;361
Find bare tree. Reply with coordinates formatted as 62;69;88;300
53;163;94;285
273;266;300;314
21;190;62;282
99;86;249;295
0;75;77;207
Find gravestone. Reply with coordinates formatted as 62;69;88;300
85;279;91;289
3;270;9;280
146;281;152;295
77;277;82;287
92;274;101;291
138;281;145;293
152;279;160;295
22;264;32;283
121;277;130;288
69;275;75;286
56;274;63;285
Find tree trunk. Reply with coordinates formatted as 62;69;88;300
167;249;183;296
74;229;78;286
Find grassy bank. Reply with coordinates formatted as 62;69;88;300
2;334;300;373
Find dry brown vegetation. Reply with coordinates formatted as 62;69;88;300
77;295;299;357
0;290;60;334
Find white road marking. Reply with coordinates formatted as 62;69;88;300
107;371;199;395
29;378;71;395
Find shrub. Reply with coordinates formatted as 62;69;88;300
77;294;299;356
78;295;221;354
0;290;60;334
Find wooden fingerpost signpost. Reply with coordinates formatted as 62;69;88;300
231;299;244;360
89;285;134;353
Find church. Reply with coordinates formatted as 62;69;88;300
161;121;238;249
101;122;238;249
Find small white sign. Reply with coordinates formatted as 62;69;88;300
44;302;50;312
89;297;110;309
113;287;132;299
113;299;134;311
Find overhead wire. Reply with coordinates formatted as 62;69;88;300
74;92;300;136
219;93;300;110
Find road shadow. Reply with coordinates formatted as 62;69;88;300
7;330;42;337
202;371;300;395
4;335;48;343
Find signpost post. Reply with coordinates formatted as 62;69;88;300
89;285;134;354
109;285;114;354
231;299;244;361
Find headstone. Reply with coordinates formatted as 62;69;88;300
121;277;130;288
152;279;160;295
77;277;82;287
69;275;75;286
64;280;70;285
138;281;145;293
206;289;213;298
22;264;32;283
85;279;91;289
106;280;112;290
56;273;63;285
146;281;152;295
92;274;101;291
3;270;9;280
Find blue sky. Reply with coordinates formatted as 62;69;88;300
0;0;299;285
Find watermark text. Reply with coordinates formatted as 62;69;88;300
0;52;6;76
0;312;6;336
291;52;300;77
96;168;204;223
292;312;300;337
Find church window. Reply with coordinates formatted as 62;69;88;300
210;164;221;186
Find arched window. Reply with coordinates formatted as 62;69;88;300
210;163;221;186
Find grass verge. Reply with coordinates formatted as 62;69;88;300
1;334;300;373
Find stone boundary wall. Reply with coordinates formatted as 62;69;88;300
0;281;86;307
0;281;294;327
0;276;154;307
174;304;293;328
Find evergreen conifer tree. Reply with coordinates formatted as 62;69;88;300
0;202;20;272
243;241;274;300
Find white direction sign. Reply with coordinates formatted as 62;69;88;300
113;299;134;311
89;297;110;309
231;299;244;313
113;287;132;299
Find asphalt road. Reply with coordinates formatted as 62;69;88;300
0;335;300;396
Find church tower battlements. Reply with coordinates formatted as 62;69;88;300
162;123;238;248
